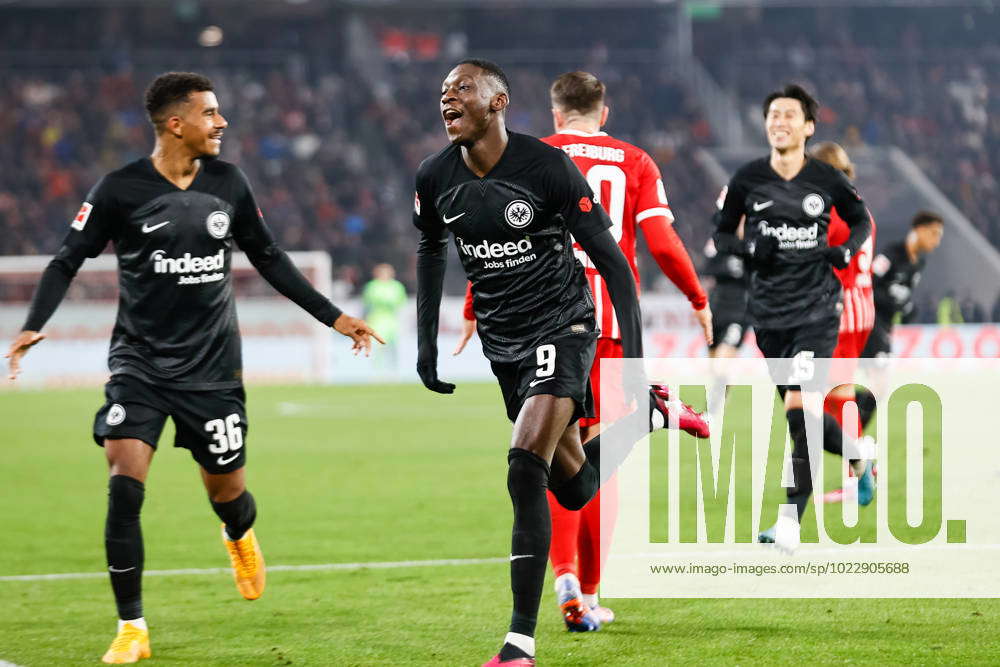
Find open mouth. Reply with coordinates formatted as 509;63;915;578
209;132;224;143
442;108;463;126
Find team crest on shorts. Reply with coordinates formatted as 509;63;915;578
206;211;231;239
106;403;126;426
504;200;533;229
802;193;825;217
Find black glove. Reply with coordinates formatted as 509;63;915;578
823;245;851;269
747;234;779;266
417;363;455;394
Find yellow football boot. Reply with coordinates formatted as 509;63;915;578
101;622;151;664
222;524;266;600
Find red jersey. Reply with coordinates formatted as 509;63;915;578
464;129;706;339
829;207;877;334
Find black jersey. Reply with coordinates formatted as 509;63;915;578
870;241;925;328
715;157;869;329
25;157;340;389
413;132;612;363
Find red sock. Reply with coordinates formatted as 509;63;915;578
824;393;863;439
547;489;580;578
578;473;619;596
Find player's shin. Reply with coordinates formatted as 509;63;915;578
503;448;551;659
211;490;257;540
105;475;145;621
785;409;813;519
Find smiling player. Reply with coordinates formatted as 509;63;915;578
712;84;873;548
5;71;382;663
413;59;662;666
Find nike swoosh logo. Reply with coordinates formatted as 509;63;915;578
752;201;773;212
108;566;136;573
217;453;240;466
510;554;534;561
528;376;556;388
442;212;466;224
141;220;171;233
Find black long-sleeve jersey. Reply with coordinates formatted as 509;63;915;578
414;131;641;364
870;241;925;328
714;157;870;329
23;157;341;389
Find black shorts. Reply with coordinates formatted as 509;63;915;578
490;327;597;423
755;315;840;389
708;288;749;350
93;374;248;474
711;317;750;350
861;322;892;359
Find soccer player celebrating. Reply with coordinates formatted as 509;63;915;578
415;60;656;666
712;84;873;547
5;72;382;664
454;71;712;633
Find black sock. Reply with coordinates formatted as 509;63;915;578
505;448;551;641
106;475;145;620
822;412;844;457
856;387;876;430
211;490;257;541
785;408;813;520
550;460;599;511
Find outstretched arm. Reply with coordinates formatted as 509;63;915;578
9;184;113;380
232;169;382;355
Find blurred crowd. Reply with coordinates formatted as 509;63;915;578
0;4;717;298
1;4;998;318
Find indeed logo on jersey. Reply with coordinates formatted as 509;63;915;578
757;221;819;250
560;143;625;163
152;249;226;285
456;236;537;269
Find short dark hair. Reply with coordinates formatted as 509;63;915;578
762;83;818;123
456;58;510;96
550;71;605;115
144;71;214;129
912;210;943;228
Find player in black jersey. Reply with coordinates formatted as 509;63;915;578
4;72;382;664
414;60;652;667
704;237;750;358
862;211;943;361
703;232;750;414
852;211;944;429
713;84;873;549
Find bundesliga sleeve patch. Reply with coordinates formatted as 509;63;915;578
578;196;593;213
71;202;93;231
414;192;421;215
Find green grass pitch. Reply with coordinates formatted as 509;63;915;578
0;383;997;665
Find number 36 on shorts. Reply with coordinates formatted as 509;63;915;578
205;413;243;454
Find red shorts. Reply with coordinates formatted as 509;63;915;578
830;328;873;386
833;328;872;359
580;338;627;428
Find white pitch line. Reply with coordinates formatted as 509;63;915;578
0;556;507;583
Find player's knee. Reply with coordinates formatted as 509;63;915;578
507;448;550;498
550;461;598;511
107;475;145;524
